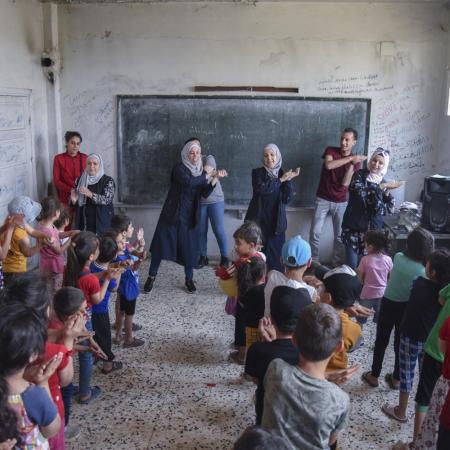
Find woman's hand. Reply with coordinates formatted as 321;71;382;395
79;186;93;198
258;317;276;342
381;180;405;190
280;168;300;182
70;189;79;204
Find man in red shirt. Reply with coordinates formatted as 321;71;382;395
309;128;366;265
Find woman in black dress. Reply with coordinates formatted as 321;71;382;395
144;139;227;294
70;153;115;235
245;144;299;272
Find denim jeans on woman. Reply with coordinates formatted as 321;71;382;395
199;201;228;258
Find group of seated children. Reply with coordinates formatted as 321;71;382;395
0;195;146;450
221;220;450;450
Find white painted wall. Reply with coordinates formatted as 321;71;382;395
0;0;50;201
57;2;448;260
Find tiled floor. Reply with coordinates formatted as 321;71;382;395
68;261;416;450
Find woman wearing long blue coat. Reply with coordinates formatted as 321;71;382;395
144;139;227;293
245;144;300;272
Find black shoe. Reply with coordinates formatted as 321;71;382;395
143;276;155;293
196;256;208;269
220;256;229;267
185;279;197;293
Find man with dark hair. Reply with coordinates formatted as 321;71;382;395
262;303;350;450
309;128;366;265
234;426;290;450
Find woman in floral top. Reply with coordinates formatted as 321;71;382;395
70;153;115;235
341;148;403;268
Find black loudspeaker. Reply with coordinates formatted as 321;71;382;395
421;176;450;233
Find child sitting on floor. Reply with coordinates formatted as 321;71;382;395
261;303;350;450
315;265;363;370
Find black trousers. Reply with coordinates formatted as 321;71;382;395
371;297;408;379
91;312;115;361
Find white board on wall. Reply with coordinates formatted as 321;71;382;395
0;88;35;222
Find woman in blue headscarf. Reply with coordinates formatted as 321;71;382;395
144;138;227;294
245;144;300;272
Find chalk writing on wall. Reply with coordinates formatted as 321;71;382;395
0;93;32;221
0;102;25;131
316;74;435;196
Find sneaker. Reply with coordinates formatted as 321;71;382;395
65;424;81;441
196;256;208;269
185;279;196;293
143;276;155;293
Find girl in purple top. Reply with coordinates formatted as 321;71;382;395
356;230;393;327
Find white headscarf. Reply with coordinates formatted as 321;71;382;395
77;153;105;206
181;141;203;177
262;143;282;179
366;148;390;184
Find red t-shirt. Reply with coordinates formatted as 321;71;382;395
439;317;450;380
315;146;361;203
44;341;70;420
78;272;101;309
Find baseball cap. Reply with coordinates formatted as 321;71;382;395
314;264;362;308
8;196;42;223
281;235;311;268
270;285;312;332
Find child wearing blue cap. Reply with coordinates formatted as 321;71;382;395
264;235;318;317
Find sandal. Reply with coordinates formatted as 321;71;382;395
382;404;407;423
101;361;123;374
362;371;379;387
385;373;400;390
123;337;145;348
78;386;102;405
112;336;122;345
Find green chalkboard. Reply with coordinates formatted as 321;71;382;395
117;95;370;207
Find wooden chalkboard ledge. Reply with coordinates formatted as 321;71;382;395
114;202;314;219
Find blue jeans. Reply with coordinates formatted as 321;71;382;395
199;202;228;258
344;242;360;270
78;317;93;397
149;257;193;281
357;297;382;325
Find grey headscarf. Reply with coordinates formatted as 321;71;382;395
262;143;282;179
77;153;105;206
181;141;203;177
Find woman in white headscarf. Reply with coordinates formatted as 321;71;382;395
70;153;115;235
341;148;404;268
144;138;227;294
245;144;300;272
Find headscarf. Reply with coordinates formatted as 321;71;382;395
366;147;390;184
181;141;203;177
77;153;105;206
262;143;282;179
7;196;42;224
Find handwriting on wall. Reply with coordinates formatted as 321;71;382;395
316;74;435;195
0;95;32;221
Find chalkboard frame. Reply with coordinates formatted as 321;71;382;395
117;94;371;209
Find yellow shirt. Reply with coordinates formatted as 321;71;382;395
2;227;28;273
327;310;362;370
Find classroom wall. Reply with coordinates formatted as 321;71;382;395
57;2;449;259
0;0;50;203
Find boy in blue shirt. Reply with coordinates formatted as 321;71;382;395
90;234;123;373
